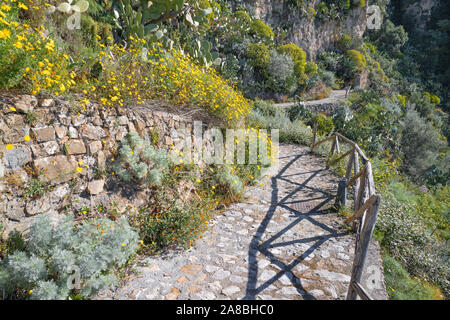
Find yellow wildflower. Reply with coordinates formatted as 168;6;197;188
0;28;11;39
18;3;29;10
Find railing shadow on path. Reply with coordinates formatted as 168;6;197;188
243;151;349;300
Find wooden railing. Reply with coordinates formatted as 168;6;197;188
311;126;381;300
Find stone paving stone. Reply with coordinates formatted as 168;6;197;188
99;144;386;301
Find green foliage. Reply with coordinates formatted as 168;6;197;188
318;51;344;73
321;70;335;87
383;255;443;300
316;2;329;16
399;110;446;181
253;99;285;118
267;51;296;94
246;43;270;68
376;192;449;296
287;102;314;123
249;19;274;40
337;34;353;50
277;44;306;63
424;92;441;105
294;60;306;79
112;132;170;186
233;10;251;24
23;175;51;201
80;14;114;49
305;61;318;76
248;102;329;154
346;49;367;72
369;19;408;57
386;181;449;240
315;113;334;136
357;0;366;8
213;165;243;194
130;192;212;252
0;214;138;300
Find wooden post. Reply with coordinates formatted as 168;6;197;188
335;178;347;209
353;165;367;232
353;150;360;210
330;136;336;155
346;195;381;300
312;121;318;147
351;281;373;300
345;151;354;181
335;135;340;154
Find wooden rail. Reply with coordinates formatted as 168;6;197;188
311;123;381;300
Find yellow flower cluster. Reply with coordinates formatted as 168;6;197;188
2;4;252;124
148;47;253;121
88;37;252;123
0;1;74;94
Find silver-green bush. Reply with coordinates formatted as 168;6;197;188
112;131;170;186
0;214;139;300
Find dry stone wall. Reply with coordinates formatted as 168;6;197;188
0;94;218;239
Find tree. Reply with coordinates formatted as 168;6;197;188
369;19;408;57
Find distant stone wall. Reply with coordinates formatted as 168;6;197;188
0;94;219;239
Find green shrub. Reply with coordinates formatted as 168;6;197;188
112;132;171;186
248;102;331;156
383;255;443;300
130;193;212;252
287;102;314;123
250;19;274;40
0;214;139;300
321;70;335;87
318;51;343;73
315;113;335;136
233;10;251;24
357;0;366;8
376;193;450;296
246;43;270;68
267;51;296;94
294;60;306;79
253;99;284;118
305;61;318;76
317;2;329;16
277;44;306;63
399;110;446;180
268;51;294;82
424;92;441;105
338;34;353;50
346;49;367;72
213;165;244;194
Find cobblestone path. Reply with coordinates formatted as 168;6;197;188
98;144;386;300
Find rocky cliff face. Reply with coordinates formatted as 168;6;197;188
231;0;367;58
397;0;441;31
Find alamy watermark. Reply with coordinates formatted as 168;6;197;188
46;0;90;30
367;5;382;30
167;121;279;166
66;265;81;290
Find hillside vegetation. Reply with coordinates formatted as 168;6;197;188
0;0;448;300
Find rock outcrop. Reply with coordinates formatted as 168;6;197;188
232;0;368;58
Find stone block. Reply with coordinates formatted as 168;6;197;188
33;155;78;184
66;140;86;155
33;127;55;142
